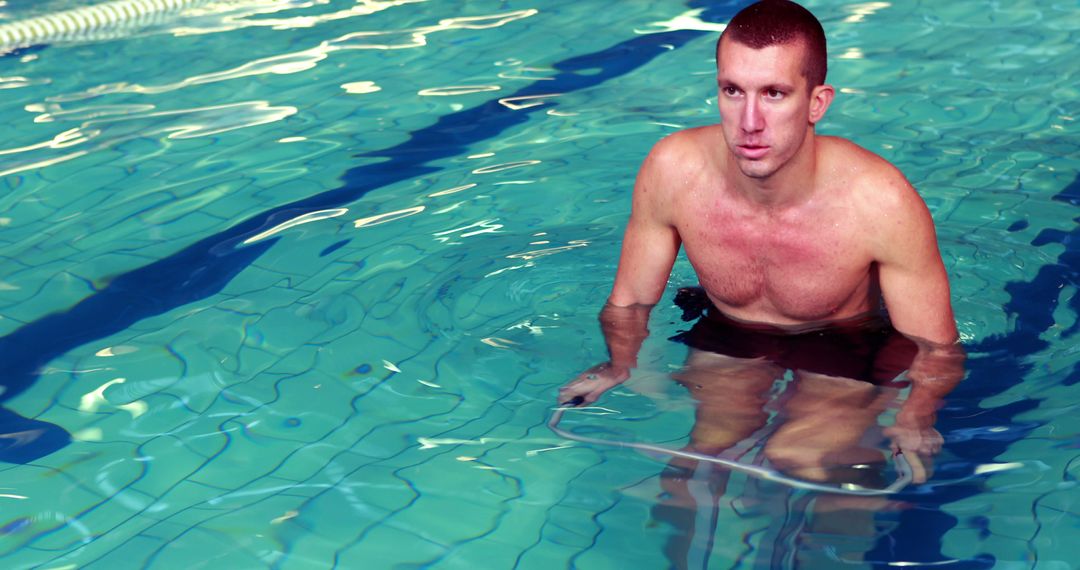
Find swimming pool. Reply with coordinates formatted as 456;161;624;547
0;0;1077;567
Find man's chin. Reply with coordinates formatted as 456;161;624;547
736;159;776;179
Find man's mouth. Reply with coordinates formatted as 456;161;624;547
737;144;769;159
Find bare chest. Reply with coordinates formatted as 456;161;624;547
678;205;875;323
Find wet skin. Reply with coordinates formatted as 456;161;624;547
561;36;964;481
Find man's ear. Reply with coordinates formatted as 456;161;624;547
808;84;835;125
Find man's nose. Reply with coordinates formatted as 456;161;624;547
741;99;764;133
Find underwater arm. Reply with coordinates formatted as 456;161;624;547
560;144;681;405
884;340;965;482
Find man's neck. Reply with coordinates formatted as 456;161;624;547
730;131;819;210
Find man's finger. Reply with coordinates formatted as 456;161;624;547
902;451;928;484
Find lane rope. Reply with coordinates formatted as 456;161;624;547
0;0;213;52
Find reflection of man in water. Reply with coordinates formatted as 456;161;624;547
560;0;965;489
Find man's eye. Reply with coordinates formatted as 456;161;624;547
766;89;784;99
722;86;739;96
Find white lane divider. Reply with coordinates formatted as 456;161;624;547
0;0;213;52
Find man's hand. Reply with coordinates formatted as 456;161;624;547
559;303;653;407
558;362;630;407
884;418;943;484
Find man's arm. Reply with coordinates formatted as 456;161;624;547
872;171;965;480
559;141;683;405
872;172;957;345
608;144;683;307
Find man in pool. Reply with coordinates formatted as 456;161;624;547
559;0;965;486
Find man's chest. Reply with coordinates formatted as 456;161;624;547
677;207;876;321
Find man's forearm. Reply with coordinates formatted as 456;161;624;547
898;342;966;426
599;302;654;370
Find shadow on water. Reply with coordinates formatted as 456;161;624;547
0;44;48;59
0;0;751;461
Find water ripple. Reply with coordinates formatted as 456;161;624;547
0;101;296;176
47;9;538;102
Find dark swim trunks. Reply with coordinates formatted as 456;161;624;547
670;287;917;386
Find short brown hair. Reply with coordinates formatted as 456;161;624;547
717;0;828;87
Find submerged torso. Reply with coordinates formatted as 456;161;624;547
672;286;916;384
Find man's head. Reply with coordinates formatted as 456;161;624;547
715;1;834;181
718;0;827;88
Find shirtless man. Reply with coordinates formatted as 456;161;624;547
560;0;964;485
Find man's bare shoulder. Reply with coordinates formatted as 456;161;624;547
820;136;937;257
819;136;923;212
630;127;725;223
644;126;722;171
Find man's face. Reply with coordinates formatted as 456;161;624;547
716;37;817;180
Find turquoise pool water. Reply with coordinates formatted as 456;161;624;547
0;0;1077;568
